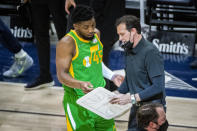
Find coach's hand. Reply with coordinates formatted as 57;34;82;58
79;81;94;94
110;93;131;105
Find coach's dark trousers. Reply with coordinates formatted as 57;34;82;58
31;0;67;78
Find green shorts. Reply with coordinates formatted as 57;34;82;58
63;88;116;131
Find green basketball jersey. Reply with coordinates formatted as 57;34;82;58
63;30;106;97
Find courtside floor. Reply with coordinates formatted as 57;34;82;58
0;82;197;131
0;42;197;130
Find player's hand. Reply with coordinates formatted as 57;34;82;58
112;74;124;87
110;93;131;105
65;0;76;14
79;81;94;94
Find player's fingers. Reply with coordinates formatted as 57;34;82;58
65;7;70;14
87;82;93;88
71;1;76;8
82;86;93;94
65;1;76;14
87;87;94;91
65;1;70;14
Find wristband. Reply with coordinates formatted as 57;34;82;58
131;94;136;104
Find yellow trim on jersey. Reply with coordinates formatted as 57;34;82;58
67;34;79;61
95;34;103;48
113;124;116;131
66;114;73;131
90;45;99;52
69;63;74;78
71;30;90;43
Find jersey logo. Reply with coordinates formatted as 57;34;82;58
83;56;91;67
92;38;97;44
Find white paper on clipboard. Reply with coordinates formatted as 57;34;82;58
76;87;132;120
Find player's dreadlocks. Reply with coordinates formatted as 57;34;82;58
71;5;95;24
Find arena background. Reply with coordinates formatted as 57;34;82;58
0;0;196;98
0;1;197;131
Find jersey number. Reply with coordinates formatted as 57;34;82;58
90;45;102;64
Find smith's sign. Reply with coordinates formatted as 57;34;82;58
10;26;33;39
153;39;189;55
148;31;195;56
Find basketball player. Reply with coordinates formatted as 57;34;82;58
56;5;123;130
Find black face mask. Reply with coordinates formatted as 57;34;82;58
119;40;133;52
158;120;169;131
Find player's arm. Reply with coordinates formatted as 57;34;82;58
102;62;124;87
95;28;124;87
95;29;113;80
56;36;93;93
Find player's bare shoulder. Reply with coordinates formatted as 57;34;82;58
56;35;75;55
58;35;75;47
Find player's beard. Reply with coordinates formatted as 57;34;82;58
82;35;94;40
79;32;94;40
